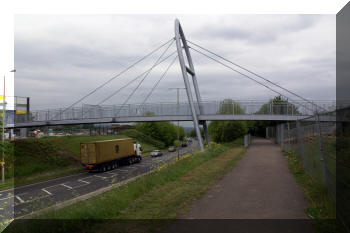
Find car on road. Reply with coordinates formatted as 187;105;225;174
150;150;163;157
181;142;187;147
168;146;176;152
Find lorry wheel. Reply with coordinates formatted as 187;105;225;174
102;166;107;172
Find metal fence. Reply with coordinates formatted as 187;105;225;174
273;111;337;203
16;100;336;124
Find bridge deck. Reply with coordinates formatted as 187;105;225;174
10;114;335;128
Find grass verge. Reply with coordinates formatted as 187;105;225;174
7;140;246;233
284;151;336;233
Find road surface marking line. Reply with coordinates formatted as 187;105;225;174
41;189;52;195
60;184;73;189
94;175;107;179
78;179;90;184
105;172;118;177
0;196;12;201
15;196;25;203
116;169;130;172
133;164;147;167
13;195;51;207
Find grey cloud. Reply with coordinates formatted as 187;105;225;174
14;15;335;110
192;15;316;44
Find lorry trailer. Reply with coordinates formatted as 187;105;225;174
80;138;142;172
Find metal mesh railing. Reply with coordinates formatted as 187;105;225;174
14;100;336;124
275;111;337;204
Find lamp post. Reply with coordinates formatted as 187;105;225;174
1;69;15;183
169;87;185;160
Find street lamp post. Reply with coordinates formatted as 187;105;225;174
169;87;185;160
1;69;15;183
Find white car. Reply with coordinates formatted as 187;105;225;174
150;150;163;157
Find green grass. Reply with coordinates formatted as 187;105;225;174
284;150;336;233
10;140;246;233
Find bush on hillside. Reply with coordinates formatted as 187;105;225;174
123;129;166;149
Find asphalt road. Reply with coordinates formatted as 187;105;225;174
0;141;197;220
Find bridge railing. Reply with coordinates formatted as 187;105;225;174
15;100;336;123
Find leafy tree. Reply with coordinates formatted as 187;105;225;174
256;95;299;115
251;95;299;136
189;129;197;138
218;99;245;114
208;99;248;143
135;121;184;147
175;125;185;140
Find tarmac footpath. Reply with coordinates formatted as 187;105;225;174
169;138;314;233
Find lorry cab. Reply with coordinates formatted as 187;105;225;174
134;142;142;156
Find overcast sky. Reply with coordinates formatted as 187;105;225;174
14;15;335;110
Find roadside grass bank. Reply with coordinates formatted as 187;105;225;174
7;139;246;233
284;151;336;233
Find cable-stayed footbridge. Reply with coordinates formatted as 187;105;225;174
11;19;336;150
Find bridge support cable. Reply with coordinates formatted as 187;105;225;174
115;39;175;116
138;55;179;111
189;46;317;114
187;40;327;113
82;51;178;118
50;38;174;120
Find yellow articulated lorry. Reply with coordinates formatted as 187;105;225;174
80;138;142;172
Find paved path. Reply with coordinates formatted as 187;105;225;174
182;138;308;219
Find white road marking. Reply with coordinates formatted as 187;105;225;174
78;179;90;184
13;194;51;207
0;196;13;201
118;167;137;172
41;188;52;195
94;175;107;179
133;163;147;167
15;196;25;203
60;184;73;189
116;169;131;172
105;172;118;177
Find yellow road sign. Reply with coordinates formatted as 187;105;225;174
16;110;27;114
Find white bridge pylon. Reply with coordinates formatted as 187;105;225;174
175;19;209;150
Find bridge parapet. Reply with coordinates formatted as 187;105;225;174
14;100;336;125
